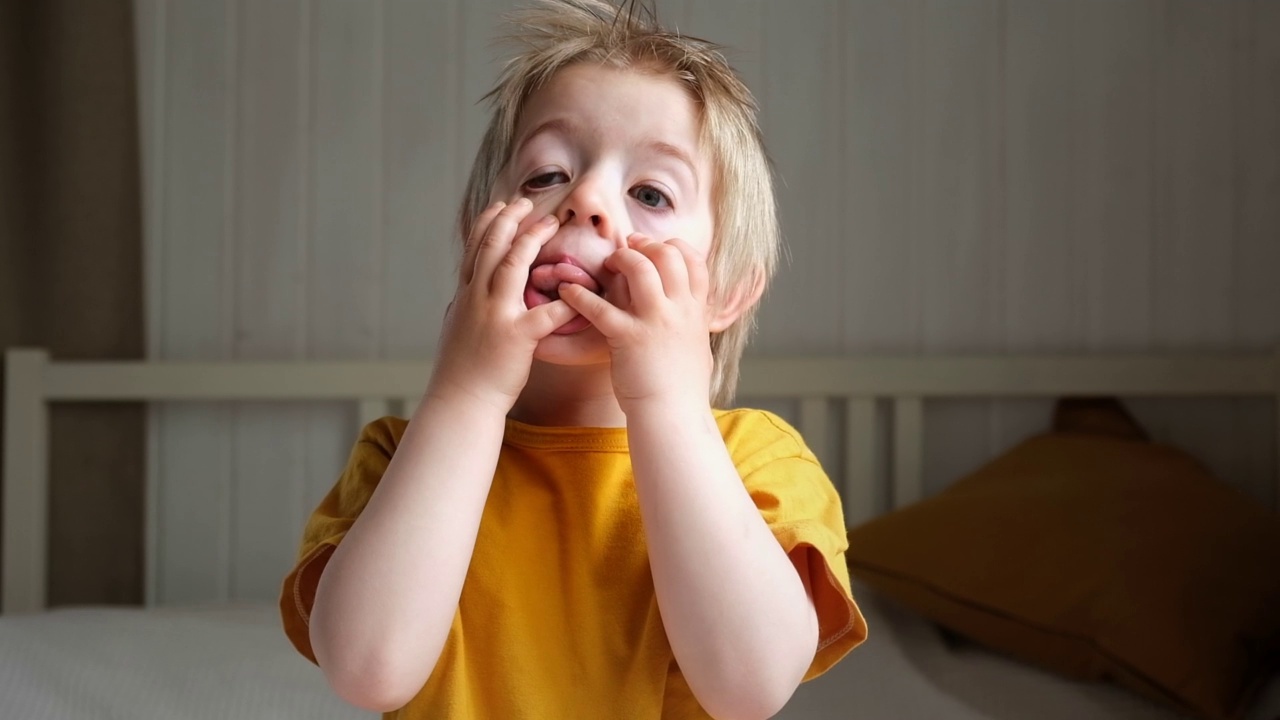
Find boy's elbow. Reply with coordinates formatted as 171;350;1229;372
321;653;426;712
698;680;798;720
312;624;436;712
692;662;805;720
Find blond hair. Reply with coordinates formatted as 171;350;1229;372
458;0;779;408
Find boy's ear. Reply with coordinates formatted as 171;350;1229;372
708;266;766;333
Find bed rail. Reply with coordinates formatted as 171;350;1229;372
5;347;1279;614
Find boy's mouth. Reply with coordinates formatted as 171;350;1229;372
524;260;603;336
524;260;602;306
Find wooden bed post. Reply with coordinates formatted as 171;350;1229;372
3;348;49;614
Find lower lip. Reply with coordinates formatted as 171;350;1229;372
553;315;592;335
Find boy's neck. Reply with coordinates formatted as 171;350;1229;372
508;361;626;428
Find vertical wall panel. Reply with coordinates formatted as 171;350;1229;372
843;1;916;352
231;0;310;602
154;0;236;604
1077;0;1156;352
913;0;1003;353
1004;2;1080;352
757;0;843;354
309;0;384;361
652;0;688;30
459;0;512;178
383;0;462;361
686;1;763;101
1152;0;1235;350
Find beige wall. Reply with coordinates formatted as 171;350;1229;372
132;0;1279;604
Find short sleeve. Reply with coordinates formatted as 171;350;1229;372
278;417;404;664
721;410;869;680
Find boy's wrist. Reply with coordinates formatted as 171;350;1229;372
423;375;518;421
622;395;717;433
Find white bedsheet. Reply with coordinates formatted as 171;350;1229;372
0;603;371;719
2;594;1276;719
781;583;1280;720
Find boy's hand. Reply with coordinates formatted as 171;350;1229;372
558;233;714;413
428;199;577;412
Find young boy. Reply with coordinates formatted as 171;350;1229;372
280;1;866;717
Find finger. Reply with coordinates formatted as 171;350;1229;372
665;237;709;301
472;199;534;287
460;201;507;284
492;213;560;299
603;247;664;311
632;235;690;299
558;282;629;337
519;298;580;338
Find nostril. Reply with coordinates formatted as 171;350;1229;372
590;215;601;227
563;209;576;223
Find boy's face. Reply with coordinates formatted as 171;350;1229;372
488;62;716;366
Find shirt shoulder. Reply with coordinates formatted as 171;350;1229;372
714;408;818;476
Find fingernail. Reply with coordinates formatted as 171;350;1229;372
490;200;506;210
517;197;532;208
539;214;559;226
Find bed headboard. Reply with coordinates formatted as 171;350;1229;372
5;347;1279;614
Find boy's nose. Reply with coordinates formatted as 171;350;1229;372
562;209;600;227
555;180;619;241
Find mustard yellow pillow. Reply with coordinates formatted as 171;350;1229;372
846;430;1280;720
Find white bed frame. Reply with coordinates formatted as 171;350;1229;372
5;346;1279;614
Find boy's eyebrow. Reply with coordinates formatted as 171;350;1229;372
514;117;575;155
643;140;701;193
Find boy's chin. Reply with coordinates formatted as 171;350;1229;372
532;326;610;366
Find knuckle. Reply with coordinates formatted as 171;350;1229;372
483;220;509;242
497;253;525;272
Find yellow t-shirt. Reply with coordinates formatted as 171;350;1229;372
280;408;867;718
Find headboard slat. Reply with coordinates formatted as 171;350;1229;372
357;399;393;429
3;349;50;614
892;397;924;509
799;398;830;473
844;398;877;527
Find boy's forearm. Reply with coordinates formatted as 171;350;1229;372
627;403;819;720
309;391;506;711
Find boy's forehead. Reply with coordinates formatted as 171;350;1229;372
511;64;712;168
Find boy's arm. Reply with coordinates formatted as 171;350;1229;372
307;393;505;711
308;200;573;711
628;402;819;720
560;235;818;719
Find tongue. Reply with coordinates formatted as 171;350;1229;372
525;262;599;305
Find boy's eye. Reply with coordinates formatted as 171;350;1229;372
524;171;567;190
630;185;671;209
